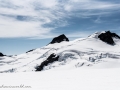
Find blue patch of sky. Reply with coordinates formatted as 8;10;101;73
43;14;120;35
0;38;52;55
16;15;31;21
43;16;94;32
100;0;120;3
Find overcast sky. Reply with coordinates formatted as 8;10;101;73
0;0;120;55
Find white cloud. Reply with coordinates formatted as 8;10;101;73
0;0;58;38
64;0;120;11
34;0;58;8
94;16;102;23
0;0;120;38
0;15;52;38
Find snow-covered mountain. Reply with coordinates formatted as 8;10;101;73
0;31;120;73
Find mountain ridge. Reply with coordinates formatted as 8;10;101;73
0;30;120;73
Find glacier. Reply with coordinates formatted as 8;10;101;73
0;31;120;90
0;31;120;72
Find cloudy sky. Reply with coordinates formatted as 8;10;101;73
0;0;120;55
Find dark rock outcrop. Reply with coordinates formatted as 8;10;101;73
0;52;4;57
26;49;35;53
36;53;59;71
49;34;69;44
98;31;120;45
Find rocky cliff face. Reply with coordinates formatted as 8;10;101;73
98;31;120;45
36;53;59;71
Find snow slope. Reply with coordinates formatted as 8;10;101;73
0;31;120;72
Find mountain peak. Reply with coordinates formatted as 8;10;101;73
88;30;120;45
49;34;69;44
98;31;120;45
0;52;4;57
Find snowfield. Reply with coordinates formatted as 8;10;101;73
0;31;120;90
0;68;120;90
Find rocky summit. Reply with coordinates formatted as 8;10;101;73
0;52;4;57
98;31;120;45
49;34;69;44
